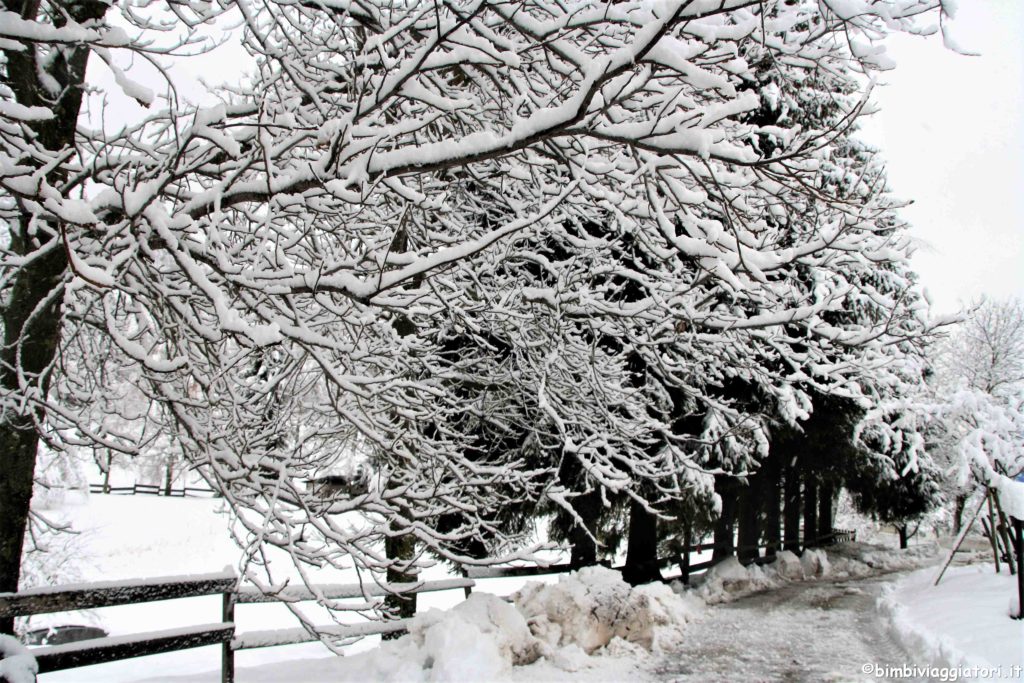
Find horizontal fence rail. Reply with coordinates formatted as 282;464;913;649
234;619;411;650
0;572;236;619
235;577;474;604
33;624;235;674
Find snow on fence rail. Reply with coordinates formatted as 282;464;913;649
0;572;475;683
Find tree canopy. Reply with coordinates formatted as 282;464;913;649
1;0;950;629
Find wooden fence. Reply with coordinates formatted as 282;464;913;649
1;528;856;681
88;483;219;498
0;572;474;683
464;528;857;586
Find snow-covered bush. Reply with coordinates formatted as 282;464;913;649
0;635;37;683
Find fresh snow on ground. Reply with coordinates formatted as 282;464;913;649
880;563;1024;676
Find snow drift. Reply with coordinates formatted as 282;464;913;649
690;543;937;604
321;566;700;682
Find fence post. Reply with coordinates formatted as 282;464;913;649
222;591;235;683
678;546;690;585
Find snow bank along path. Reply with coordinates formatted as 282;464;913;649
880;564;1024;676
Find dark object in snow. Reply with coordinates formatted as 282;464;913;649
22;625;107;647
306;468;369;499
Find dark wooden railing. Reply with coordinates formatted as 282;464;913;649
88;483;219;497
0;571;236;679
463;528;857;586
0;572;475;682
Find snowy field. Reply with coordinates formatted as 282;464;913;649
19;493;1024;682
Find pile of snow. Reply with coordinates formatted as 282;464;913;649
827;541;938;578
244;566;701;682
0;634;38;683
690;543;937;604
514;566;702;654
327;593;540;682
879;564;1024;674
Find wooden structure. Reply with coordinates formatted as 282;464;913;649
0;572;474;683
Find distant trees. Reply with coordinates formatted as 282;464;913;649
1;0;949;635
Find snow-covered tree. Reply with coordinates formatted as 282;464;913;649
934;297;1024;400
2;0;948;634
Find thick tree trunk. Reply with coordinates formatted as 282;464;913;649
897;525;908;550
0;242;68;636
622;498;662;586
763;451;782;560
802;479;819;548
736;478;762;565
712;475;738;563
382;534;418;639
818;483;834;543
0;0;107;633
783;460;801;553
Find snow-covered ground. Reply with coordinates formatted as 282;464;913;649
16;493;1024;682
880;563;1024;680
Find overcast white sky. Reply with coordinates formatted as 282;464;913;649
858;0;1024;314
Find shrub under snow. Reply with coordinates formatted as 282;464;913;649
0;635;37;683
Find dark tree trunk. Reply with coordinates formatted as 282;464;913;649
558;456;601;569
802;479;819;548
783;460;801;553
763;451;782;560
712;475;738;563
897;525;908;550
678;517;693;584
953;494;967;535
102;451;113;495
818;483;834;543
568;488;602;569
163;460;175;497
0;0;108;633
382;534;418;638
736;477;762;565
622;498;662;586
